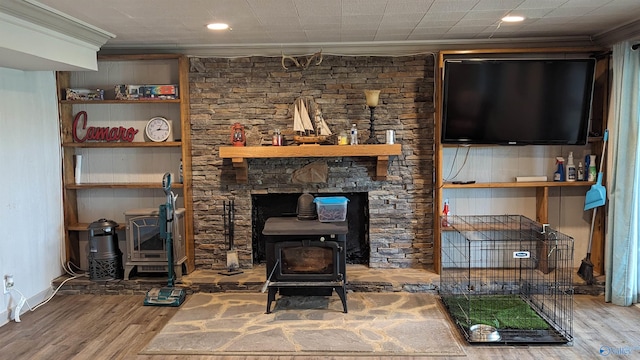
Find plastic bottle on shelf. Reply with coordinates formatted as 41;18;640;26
588;155;597;181
441;199;450;227
577;161;584;181
554;157;565;182
350;124;358;145
566;152;576;182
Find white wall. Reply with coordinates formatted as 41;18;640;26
442;144;595;267
0;67;63;326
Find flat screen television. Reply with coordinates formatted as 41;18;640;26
441;58;596;145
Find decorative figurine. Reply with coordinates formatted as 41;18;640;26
231;123;246;146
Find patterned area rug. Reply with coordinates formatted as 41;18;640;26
141;292;466;357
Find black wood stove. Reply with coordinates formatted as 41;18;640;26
262;217;348;313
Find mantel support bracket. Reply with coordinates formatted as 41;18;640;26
375;156;390;180
232;158;248;183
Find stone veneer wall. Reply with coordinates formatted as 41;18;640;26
188;54;435;270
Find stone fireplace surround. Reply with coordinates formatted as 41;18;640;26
188;54;435;271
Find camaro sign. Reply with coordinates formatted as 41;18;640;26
73;111;138;143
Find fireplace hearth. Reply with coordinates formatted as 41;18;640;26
263;217;348;313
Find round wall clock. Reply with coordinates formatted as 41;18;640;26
145;117;171;142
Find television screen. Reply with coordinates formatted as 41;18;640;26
441;58;596;145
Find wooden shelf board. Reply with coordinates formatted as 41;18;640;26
219;144;402;182
219;144;402;158
62;141;181;148
66;182;184;189
443;181;596;189
60;99;180;104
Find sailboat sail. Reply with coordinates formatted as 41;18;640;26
293;101;305;132
298;98;314;132
315;108;332;136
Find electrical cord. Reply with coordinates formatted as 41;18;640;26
441;145;471;187
9;275;83;313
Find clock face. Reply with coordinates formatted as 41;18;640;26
145;117;171;142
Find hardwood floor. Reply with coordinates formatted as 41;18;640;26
0;294;639;359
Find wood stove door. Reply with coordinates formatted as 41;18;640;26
272;240;342;281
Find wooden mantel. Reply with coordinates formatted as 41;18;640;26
219;144;402;182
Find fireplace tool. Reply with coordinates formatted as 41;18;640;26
144;173;186;307
219;200;243;276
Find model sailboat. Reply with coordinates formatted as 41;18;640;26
293;97;332;144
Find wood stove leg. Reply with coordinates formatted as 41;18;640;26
335;286;348;313
266;287;278;314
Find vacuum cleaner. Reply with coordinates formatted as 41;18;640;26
144;172;186;307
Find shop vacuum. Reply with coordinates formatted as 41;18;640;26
144;173;186;307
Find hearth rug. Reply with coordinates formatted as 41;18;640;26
141;292;466;357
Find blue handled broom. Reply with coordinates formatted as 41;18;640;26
578;130;608;284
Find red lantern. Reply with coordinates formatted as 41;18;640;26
231;123;246;146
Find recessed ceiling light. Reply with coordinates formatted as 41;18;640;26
502;15;525;22
207;23;229;30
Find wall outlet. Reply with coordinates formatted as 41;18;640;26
3;274;14;294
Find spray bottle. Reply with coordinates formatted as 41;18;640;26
566;152;576;182
441;199;450;227
554;157;565;182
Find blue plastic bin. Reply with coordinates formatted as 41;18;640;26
313;196;349;222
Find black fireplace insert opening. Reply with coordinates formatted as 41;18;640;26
251;192;369;265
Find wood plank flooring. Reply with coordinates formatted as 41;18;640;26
0;294;638;359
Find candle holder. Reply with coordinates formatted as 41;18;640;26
364;90;381;144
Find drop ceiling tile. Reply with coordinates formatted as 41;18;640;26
472;0;527;11
429;0;481;12
420;11;468;21
545;6;601;17
299;16;342;26
305;30;345;42
342;0;387;16
562;0;615;7
247;0;298;17
342;14;384;25
340;29;378;38
256;16;303;30
266;31;308;42
461;9;511;20
380;13;425;26
411;26;456;35
516;0;567;10
294;0;341;17
506;8;555;19
375;33;413;41
446;25;492;34
384;0;435;14
457;19;499;27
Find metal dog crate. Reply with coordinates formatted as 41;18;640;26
439;215;574;345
